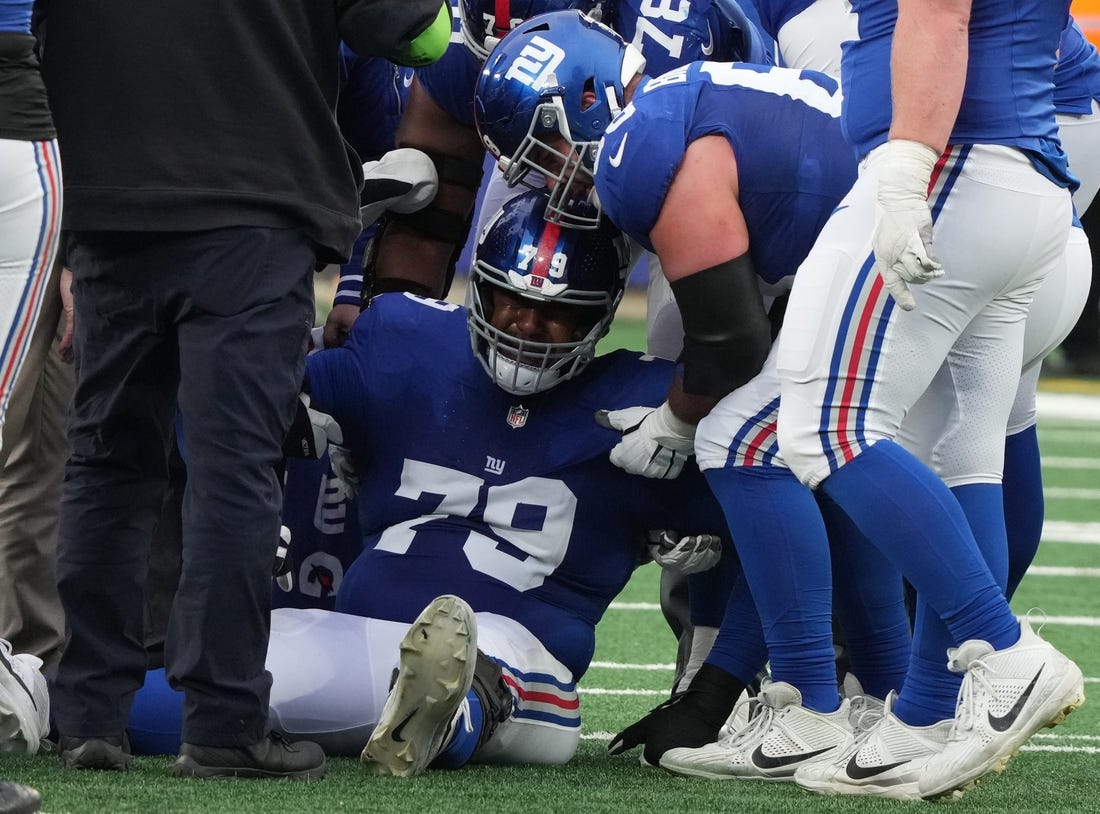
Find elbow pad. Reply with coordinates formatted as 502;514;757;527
670;255;773;399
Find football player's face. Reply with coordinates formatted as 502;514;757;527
532;135;593;197
489;288;588;345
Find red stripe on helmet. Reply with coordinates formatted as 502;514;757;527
530;220;562;287
494;0;511;37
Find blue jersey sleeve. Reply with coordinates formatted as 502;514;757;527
337;46;411;162
415;41;482;127
596;62;852;290
1055;19;1100;114
594;70;698;251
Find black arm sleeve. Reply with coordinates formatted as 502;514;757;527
669;254;773;399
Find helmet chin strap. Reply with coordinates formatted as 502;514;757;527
602;84;621;119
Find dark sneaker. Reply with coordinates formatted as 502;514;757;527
470;649;514;750
0;781;41;814
58;733;131;771
173;732;326;779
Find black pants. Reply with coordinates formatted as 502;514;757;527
53;228;315;746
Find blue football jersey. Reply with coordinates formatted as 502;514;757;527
612;0;774;76
306;293;727;678
843;0;1073;187
1055;19;1100;115
337;46;413;163
0;0;31;32
593;62;854;293
743;0;814;40
275;454;363;611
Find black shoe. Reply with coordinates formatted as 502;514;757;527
0;782;40;814
607;663;745;767
173;732;326;779
57;734;131;771
470;649;514;750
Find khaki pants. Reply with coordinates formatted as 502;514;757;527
0;260;72;672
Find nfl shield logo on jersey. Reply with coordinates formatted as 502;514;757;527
506;404;529;429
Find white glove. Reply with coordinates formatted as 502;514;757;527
327;442;361;495
301;394;361;493
595;401;696;479
647;529;722;575
872;139;944;311
305;400;343;458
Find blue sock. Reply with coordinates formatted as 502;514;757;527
892;598;964;724
705;573;770;686
952;483;1009;589
817;490;910;700
688;538;739;627
892;483;1015;726
704;466;839;712
819;441;1017;650
1003;426;1044;598
429;690;483;770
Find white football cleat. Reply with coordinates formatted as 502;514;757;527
361;595;477;777
918;618;1085;800
795;691;950;800
659;680;853;781
0;639;49;755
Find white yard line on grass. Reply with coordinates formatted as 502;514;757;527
1041;521;1100;544
1027;566;1100;577
1037;392;1100;422
1042;456;1100;469
1046;487;1100;500
1039;429;1100;443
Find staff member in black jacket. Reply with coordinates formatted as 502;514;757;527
37;0;451;779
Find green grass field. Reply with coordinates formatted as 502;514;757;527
6;316;1099;813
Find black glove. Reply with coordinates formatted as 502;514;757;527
607;662;744;766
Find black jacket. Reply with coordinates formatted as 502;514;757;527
37;0;441;262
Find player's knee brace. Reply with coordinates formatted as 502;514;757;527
366;150;486;300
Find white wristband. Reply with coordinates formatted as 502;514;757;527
880;139;940;200
652;401;696;444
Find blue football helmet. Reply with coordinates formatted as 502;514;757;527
459;0;609;63
468;188;630;395
474;10;645;229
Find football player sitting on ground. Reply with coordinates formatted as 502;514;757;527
125;188;747;775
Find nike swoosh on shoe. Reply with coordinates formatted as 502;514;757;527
391;708;418;743
751;744;835;770
987;667;1043;732
845;754;911;780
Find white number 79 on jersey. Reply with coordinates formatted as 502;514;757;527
375;459;578;591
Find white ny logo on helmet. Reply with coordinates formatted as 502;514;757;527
504;36;566;89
